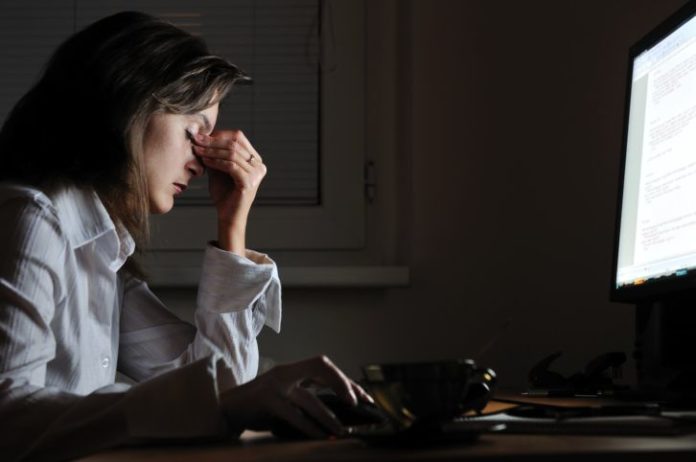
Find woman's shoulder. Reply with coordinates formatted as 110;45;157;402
0;182;64;234
0;182;122;255
0;182;120;250
0;182;55;208
0;183;70;270
0;181;100;220
0;182;63;225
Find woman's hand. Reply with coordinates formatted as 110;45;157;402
219;356;374;438
191;130;266;254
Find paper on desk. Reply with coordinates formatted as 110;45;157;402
462;412;693;436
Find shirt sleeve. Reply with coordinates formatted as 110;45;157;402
117;243;282;389
2;357;228;462
0;196;229;461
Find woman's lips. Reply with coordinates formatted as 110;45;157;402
173;183;187;195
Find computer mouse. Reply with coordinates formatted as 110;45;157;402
317;391;387;427
270;390;388;439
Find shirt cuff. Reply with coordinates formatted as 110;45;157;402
197;243;281;332
123;356;227;439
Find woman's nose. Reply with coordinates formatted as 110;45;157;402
187;156;206;178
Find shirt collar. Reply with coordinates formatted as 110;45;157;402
49;186;136;272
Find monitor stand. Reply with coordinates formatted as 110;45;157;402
633;292;696;406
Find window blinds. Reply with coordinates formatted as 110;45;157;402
0;2;74;128
0;0;320;205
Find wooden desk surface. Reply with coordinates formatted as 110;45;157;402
77;395;696;461
77;431;696;462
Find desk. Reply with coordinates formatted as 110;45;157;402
77;431;696;461
77;396;696;462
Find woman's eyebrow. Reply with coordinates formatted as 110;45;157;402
195;113;212;133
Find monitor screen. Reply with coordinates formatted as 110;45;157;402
613;2;696;301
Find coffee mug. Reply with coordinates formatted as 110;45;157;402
362;359;496;430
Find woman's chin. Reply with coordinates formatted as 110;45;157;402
149;197;174;215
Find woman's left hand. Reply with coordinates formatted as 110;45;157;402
191;130;266;254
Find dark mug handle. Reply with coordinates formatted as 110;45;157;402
461;367;497;414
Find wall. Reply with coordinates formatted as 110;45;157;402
158;0;688;390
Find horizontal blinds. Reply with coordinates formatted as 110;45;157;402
0;0;320;205
0;1;74;127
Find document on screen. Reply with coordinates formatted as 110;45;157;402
633;34;696;268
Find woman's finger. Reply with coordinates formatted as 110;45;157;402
191;131;231;149
288;386;344;435
280;356;357;406
193;131;263;163
193;144;257;168
233;131;263;162
200;156;249;175
200;154;267;179
349;380;375;404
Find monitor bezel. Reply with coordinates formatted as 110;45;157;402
611;0;696;303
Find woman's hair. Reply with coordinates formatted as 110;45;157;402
0;11;248;264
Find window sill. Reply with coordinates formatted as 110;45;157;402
147;265;410;289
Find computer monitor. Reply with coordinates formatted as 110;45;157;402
612;0;696;401
612;0;696;303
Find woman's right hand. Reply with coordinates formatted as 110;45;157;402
219;356;373;438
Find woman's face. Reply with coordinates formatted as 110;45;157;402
142;103;219;214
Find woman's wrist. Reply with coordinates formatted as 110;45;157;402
216;215;247;255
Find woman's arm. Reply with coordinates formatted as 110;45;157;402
2;359;226;462
117;246;281;388
191;129;266;255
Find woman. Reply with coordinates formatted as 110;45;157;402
0;11;370;461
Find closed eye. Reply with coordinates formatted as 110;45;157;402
195;113;213;134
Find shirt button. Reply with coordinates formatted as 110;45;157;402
101;357;110;368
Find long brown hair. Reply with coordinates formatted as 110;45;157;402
0;11;249;277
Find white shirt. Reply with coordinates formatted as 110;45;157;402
0;183;282;461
